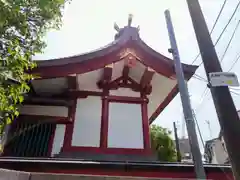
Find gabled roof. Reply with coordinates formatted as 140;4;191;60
30;19;198;123
31;25;198;79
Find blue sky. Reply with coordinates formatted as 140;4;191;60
34;0;240;150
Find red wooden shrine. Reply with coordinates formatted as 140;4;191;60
1;16;233;180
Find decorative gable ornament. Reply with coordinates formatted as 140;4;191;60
118;48;141;68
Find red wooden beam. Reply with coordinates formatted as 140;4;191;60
140;67;155;88
97;65;113;89
67;75;78;90
103;65;113;82
53;90;104;99
23;96;73;106
106;95;147;104
122;65;130;84
17;115;70;124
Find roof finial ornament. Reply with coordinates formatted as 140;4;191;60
137;25;140;32
128;14;133;27
114;22;120;32
114;14;140;39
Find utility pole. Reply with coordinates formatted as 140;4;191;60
186;0;240;179
173;122;182;162
164;10;206;179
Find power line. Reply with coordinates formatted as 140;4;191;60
189;0;240;114
193;110;205;148
191;0;228;64
215;1;240;46
220;20;240;63
228;52;240;71
193;17;240;84
192;14;240;113
197;0;240;67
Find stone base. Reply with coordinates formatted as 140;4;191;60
55;151;158;162
0;169;200;180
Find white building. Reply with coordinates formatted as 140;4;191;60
204;135;229;164
204;111;240;164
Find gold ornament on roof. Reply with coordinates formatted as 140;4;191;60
105;63;114;68
118;48;142;68
118;48;141;61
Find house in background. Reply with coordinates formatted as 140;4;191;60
177;138;193;163
204;134;228;164
204;110;240;164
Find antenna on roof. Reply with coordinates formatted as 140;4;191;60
128;14;133;27
206;120;212;139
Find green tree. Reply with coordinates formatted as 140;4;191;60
150;124;177;162
0;0;69;150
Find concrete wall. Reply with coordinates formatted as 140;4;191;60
0;169;202;180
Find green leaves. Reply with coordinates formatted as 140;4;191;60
0;0;70;138
150;124;177;162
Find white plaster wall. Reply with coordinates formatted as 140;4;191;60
77;69;102;92
147;73;177;118
19;105;68;117
51;124;66;156
71;96;102;147
129;60;145;83
110;88;140;97
108;102;144;149
112;60;124;81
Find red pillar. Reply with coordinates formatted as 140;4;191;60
142;98;151;153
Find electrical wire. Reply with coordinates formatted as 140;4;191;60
192;15;240;113
192;110;205;148
192;47;240;95
220;20;240;62
192;0;240;66
228;52;240;71
190;30;240;156
191;0;228;64
215;1;240;46
184;1;240;175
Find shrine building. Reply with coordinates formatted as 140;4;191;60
0;16;233;180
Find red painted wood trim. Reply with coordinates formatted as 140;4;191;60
62;95;151;155
47;124;56;156
122;65;130;83
71;90;103;98
59;90;103;99
62;99;77;151
100;96;109;148
44;169;233;180
100;76;144;94
31;41;196;80
140;68;155;88
107;95;147;104
142;100;151;152
17;115;70;124
67;75;77;90
149;85;178;124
